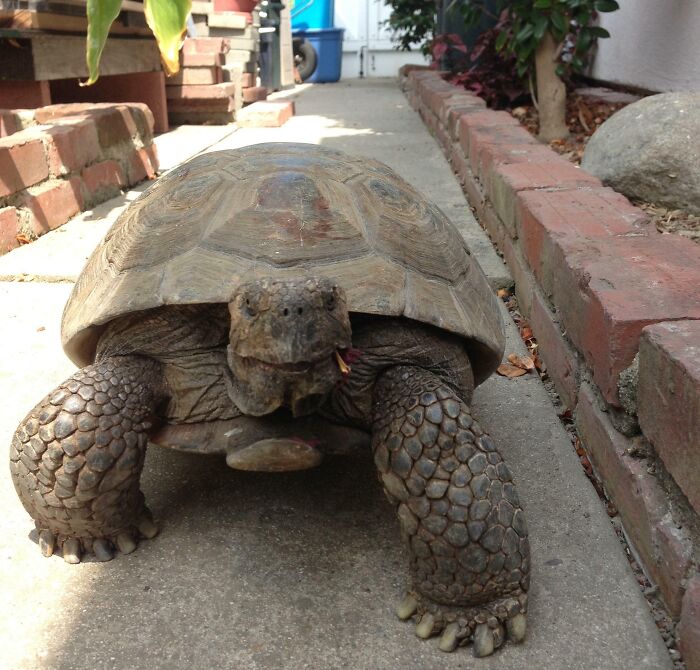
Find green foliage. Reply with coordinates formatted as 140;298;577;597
84;0;123;85
384;0;438;53
85;0;191;85
455;0;619;80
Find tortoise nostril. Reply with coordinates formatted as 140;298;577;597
297;307;303;315
283;308;289;316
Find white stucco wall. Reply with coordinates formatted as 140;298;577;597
590;0;700;92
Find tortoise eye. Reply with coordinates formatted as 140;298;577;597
325;294;336;311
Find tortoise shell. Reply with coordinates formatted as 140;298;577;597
62;143;504;384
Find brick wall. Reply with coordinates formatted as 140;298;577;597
0;102;159;255
401;66;700;669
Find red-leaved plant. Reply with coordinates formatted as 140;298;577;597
430;11;528;110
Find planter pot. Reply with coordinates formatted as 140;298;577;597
213;0;257;12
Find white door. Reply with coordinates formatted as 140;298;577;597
334;0;428;78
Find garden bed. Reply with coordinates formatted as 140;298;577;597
512;89;700;244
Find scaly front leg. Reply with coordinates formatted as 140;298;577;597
10;356;164;563
372;366;529;657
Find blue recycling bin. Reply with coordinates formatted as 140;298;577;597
296;27;344;83
291;0;334;31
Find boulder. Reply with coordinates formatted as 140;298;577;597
581;92;700;215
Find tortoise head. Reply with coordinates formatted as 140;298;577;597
227;276;352;417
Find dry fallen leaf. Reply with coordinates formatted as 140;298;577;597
497;363;528;378
508;353;536;370
520;325;534;340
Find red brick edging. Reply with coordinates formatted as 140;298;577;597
0;102;159;255
400;66;700;667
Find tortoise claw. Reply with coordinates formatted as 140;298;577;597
415;613;436;639
93;539;114;562
472;623;495;658
396;594;418;621
38;530;55;557
116;532;137;555
438;622;460;652
62;538;82;564
138;517;159;540
506;613;527;643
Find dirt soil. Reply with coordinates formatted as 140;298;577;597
512;92;700;245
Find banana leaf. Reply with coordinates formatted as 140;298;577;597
84;0;191;85
83;0;123;85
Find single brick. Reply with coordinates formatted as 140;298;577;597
0;110;20;137
575;383;693;616
679;574;700;670
446;100;487;141
166;83;237;100
467;123;539;177
70;107;139;151
44;119;101;176
121;103;156;142
181;37;229;55
180;51;224;67
638;320;700;514
241;72;255;88
437;92;483;124
488;155;600;235
24;178;82;235
242;86;268;104
126;145;159;184
0;206;20;254
517;187;650;296
236;101;294;127
0;131;49;197
34;102;115;124
425;86;458;118
166;66;223;86
167;97;237;113
458;111;521;161
81;160;126;204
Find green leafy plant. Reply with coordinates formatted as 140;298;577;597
457;0;619;79
454;0;619;139
384;0;438;54
431;15;528;110
85;0;192;85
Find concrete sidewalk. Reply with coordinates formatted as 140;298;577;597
0;80;671;670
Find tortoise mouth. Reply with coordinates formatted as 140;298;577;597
248;357;318;373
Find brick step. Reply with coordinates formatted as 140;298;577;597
242;86;267;104
236;100;293;127
0;102;157;253
180;51;224;67
166;66;222;86
207;11;250;29
165;82;237;101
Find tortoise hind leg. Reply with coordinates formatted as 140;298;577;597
372;365;530;656
9;355;165;563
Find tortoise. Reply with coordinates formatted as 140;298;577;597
10;143;529;656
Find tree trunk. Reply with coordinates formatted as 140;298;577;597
535;31;569;142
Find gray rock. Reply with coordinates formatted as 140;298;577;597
581;92;700;215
